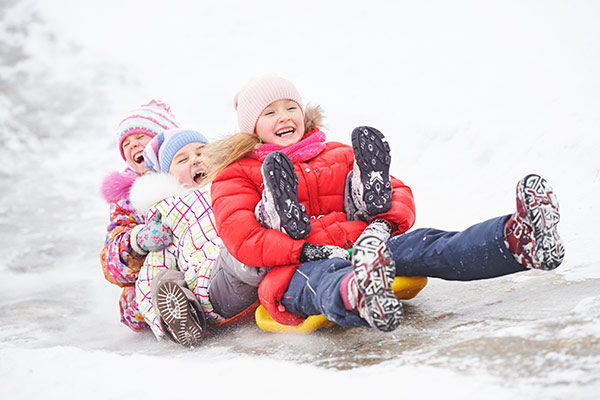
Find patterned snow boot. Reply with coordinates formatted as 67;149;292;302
255;151;311;240
348;126;393;218
504;174;564;271
155;280;206;346
346;228;403;332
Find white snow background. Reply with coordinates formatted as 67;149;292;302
0;0;599;399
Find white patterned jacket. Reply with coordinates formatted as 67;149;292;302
130;173;225;340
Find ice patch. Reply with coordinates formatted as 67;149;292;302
573;296;600;321
558;262;600;281
508;274;536;283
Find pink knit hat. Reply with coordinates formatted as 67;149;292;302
234;75;304;133
116;99;179;160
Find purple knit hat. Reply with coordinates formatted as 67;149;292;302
116;99;179;160
234;75;304;133
144;129;208;173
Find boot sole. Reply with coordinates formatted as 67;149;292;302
351;126;392;215
517;174;564;270
156;280;205;346
352;234;402;332
262;152;311;240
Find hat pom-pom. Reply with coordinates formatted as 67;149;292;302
142;99;172;115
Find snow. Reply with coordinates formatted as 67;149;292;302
1;0;599;399
0;346;524;399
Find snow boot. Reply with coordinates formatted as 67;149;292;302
344;171;369;222
256;151;311;240
504;174;564;270
349;229;402;332
349;126;393;218
155;280;206;346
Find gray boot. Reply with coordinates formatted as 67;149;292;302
152;270;206;346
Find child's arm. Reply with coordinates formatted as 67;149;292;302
373;175;416;234
100;199;145;287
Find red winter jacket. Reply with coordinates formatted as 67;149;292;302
211;130;416;325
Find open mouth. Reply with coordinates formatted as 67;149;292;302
133;152;144;164
193;170;207;185
275;127;295;137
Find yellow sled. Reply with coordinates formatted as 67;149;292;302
255;276;427;333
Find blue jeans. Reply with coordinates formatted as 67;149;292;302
280;215;527;327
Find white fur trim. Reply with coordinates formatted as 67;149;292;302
129;173;190;215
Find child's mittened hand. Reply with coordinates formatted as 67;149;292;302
133;214;173;253
299;243;350;262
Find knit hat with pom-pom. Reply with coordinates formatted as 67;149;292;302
116;99;179;160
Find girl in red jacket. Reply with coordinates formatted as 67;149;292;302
205;75;564;332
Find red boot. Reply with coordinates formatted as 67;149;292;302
504;174;564;270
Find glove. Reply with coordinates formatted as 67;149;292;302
130;213;173;255
299;243;350;263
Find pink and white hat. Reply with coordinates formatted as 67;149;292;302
116;99;179;160
234;75;304;134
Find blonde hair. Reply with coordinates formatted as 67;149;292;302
202;104;324;183
201;132;260;182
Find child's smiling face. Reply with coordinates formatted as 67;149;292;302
168;142;208;187
255;99;305;147
122;133;152;174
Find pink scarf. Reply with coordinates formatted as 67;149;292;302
248;129;327;163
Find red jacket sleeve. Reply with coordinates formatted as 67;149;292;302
374;175;416;234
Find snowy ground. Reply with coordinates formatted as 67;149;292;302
1;0;599;399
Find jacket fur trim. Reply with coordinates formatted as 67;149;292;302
304;104;324;132
129;173;193;215
101;169;139;203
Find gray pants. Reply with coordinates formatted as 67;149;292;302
151;245;268;321
208;245;269;318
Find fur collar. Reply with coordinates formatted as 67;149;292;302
129;173;193;215
101;169;139;203
304;104;324;132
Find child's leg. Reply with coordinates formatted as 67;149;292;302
255;151;311;239
280;258;369;328
209;245;268;318
388;216;527;280
344;126;393;221
280;232;402;332
152;269;206;346
118;286;150;331
388;175;564;279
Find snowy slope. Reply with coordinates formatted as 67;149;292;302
1;0;599;399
